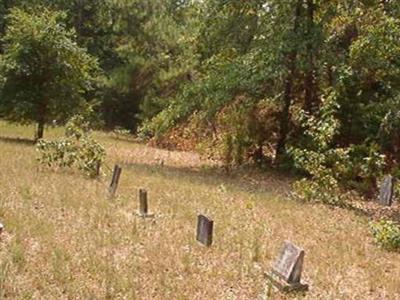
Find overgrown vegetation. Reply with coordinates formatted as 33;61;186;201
371;220;400;252
138;1;400;204
0;7;99;140
36;114;106;177
1;1;400;201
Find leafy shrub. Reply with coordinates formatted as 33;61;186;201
338;143;386;198
36;114;106;177
217;97;279;166
371;220;400;251
291;89;388;204
292;174;345;206
291;91;350;205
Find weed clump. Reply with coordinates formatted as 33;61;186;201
371;220;400;251
36;114;106;177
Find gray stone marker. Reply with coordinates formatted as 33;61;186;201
137;189;154;218
196;215;213;247
379;175;394;206
266;241;308;292
109;165;122;197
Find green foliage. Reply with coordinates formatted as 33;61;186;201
290;92;349;205
0;7;100;138
139;1;400;178
2;0;400;201
378;95;400;160
340;144;386;196
371;220;400;251
101;0;198;130
291;90;387;203
36;114;106;178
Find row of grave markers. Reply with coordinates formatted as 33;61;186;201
106;166;398;291
0;165;394;293
107;165;397;207
107;164;309;292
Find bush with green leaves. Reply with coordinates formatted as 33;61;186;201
339;143;386;198
0;7;100;140
371;220;400;251
36;115;106;177
290;87;388;204
290;91;350;205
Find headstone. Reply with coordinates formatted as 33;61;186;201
96;161;101;177
196;215;213;247
137;189;154;218
266;241;308;292
139;189;148;215
0;223;4;235
378;175;394;206
109;165;122;197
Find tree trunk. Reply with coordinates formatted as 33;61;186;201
275;1;302;163
304;0;317;114
35;120;45;141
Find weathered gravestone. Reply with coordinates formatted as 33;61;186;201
109;165;122;197
378;175;394;206
136;189;154;218
196;215;214;247
95;161;101;177
266;241;309;292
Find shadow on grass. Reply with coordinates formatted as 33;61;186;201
108;135;144;145
123;161;293;197
0;136;35;146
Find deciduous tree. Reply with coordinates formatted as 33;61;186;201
0;8;100;140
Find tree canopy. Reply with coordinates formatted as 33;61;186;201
0;7;99;139
1;0;400;198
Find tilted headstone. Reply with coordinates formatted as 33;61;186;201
137;189;154;218
196;215;213;247
109;165;122;197
378;175;394;206
266;241;308;292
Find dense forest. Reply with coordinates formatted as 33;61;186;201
1;0;400;203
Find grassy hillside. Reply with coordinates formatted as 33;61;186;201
0;121;399;299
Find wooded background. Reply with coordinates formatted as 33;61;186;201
1;0;400;199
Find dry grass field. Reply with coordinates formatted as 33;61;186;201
0;121;399;299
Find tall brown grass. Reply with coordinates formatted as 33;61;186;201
0;121;399;299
